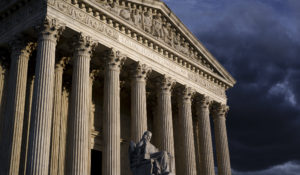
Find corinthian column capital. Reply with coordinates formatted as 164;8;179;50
37;17;66;42
130;62;152;80
56;57;70;70
9;37;36;58
104;48;127;70
156;75;176;93
73;33;98;57
90;69;101;81
212;103;229;118
196;95;211;109
178;85;195;102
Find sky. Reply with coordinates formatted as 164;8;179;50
163;0;300;174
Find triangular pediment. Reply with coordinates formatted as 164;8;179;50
88;0;236;87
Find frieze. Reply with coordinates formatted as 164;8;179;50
91;0;220;75
118;34;189;78
187;72;226;98
118;35;225;98
48;0;118;40
47;0;226;98
48;0;231;89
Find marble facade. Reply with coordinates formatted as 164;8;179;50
0;0;236;175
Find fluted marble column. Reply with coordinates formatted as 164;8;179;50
49;58;68;175
0;38;35;175
88;69;99;175
19;76;35;175
156;76;176;165
193;114;201;175
177;86;197;175
67;34;96;175
0;61;8;137
212;104;231;175
0;62;7;117
103;48;126;175
58;87;69;175
130;62;151;142
26;17;65;175
196;96;215;175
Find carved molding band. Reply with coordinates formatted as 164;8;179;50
0;0;228;100
46;0;231;90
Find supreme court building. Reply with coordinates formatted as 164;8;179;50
0;0;236;175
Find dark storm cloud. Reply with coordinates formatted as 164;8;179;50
164;0;300;173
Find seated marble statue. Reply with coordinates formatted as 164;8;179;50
129;131;174;175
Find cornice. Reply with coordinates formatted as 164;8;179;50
46;0;229;98
0;0;229;100
85;0;236;87
129;0;237;86
76;0;234;89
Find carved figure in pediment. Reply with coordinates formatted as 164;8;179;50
108;2;121;15
162;22;173;46
189;48;196;59
120;8;131;20
173;33;182;51
152;14;163;38
132;9;142;28
181;42;190;55
144;11;153;33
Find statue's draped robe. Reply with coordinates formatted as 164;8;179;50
135;140;170;174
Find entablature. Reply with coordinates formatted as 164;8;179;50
0;0;234;103
83;0;236;87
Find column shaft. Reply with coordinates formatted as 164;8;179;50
1;40;33;175
177;87;197;175
213;104;231;175
103;49;124;175
156;76;176;173
67;34;94;175
196;97;215;175
193;115;201;175
0;63;7;138
26;18;65;175
58;88;69;175
19;76;35;175
49;62;64;175
130;62;150;143
88;70;98;175
0;63;6;117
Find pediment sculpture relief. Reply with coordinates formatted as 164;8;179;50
97;1;199;59
129;131;175;175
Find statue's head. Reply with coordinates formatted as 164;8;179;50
142;131;152;142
